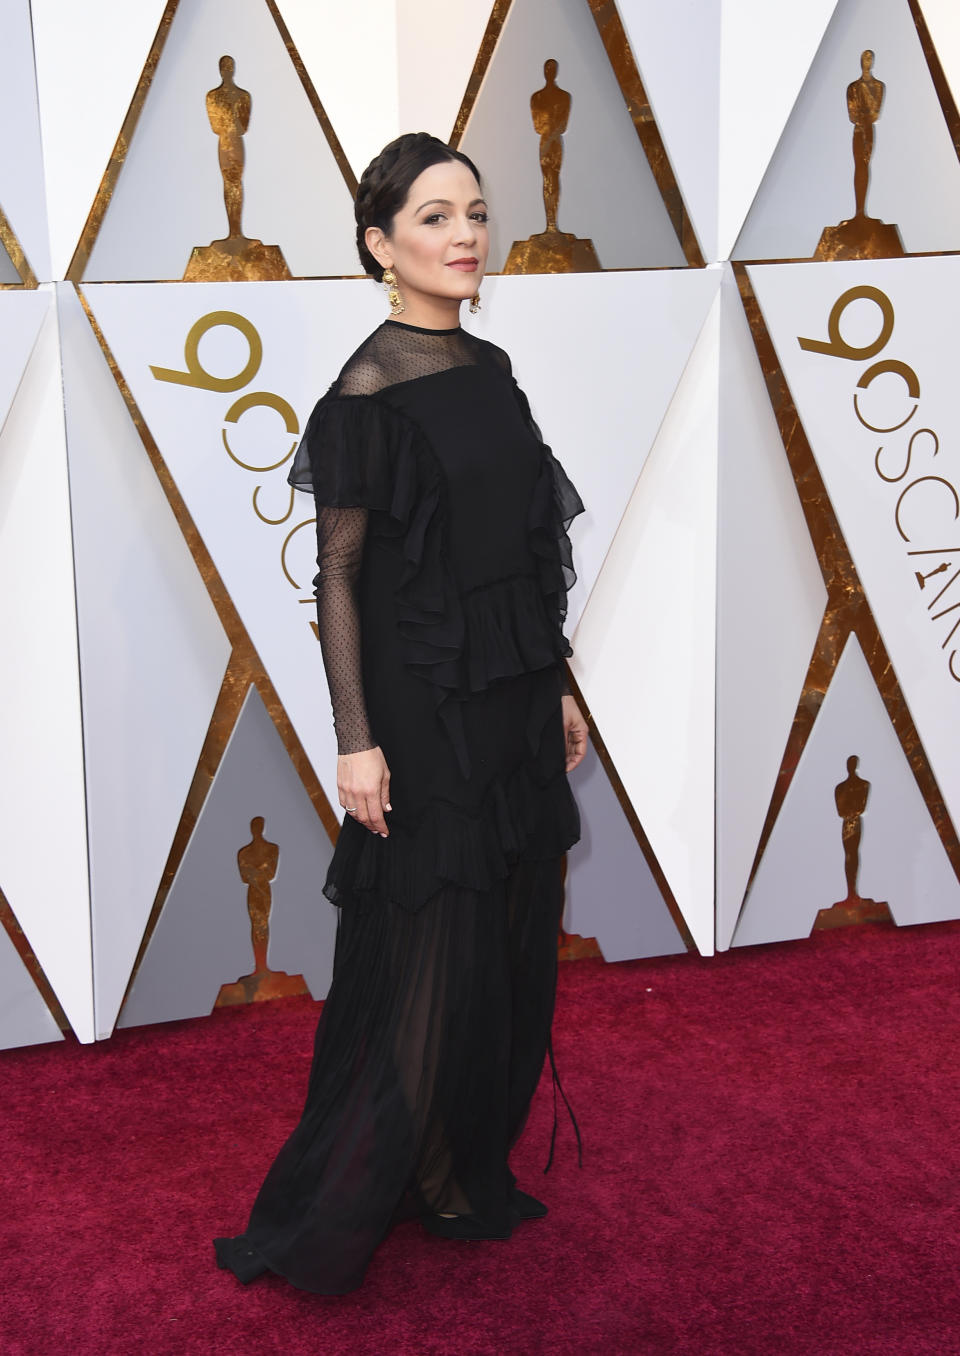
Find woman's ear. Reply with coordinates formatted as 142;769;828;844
365;226;393;272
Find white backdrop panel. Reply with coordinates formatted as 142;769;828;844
735;0;960;260
0;291;48;434
750;256;960;851
83;0;358;281
572;290;722;955
715;265;827;949
0;0;51;281
86;278;384;813
469;270;721;637
0;292;93;1041
58;283;232;1039
396;0;493;149
718;0;838;261
30;0;168;280
618;0;720;263
0;923;63;1052
457;0;686;272
734;635;960;946
276;0;398;180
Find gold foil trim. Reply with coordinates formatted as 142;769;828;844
0;885;69;1031
586;0;704;268
451;0;514;147
562;664;695;953
66;0;178;283
117;653;254;1015
732;264;960;932
0;202;38;289
909;0;960;161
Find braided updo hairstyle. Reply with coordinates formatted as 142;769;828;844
355;133;482;281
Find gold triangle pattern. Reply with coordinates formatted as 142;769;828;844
66;0;357;284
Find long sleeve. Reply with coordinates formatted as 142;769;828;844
313;502;376;755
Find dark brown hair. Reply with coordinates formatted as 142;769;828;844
355;133;482;280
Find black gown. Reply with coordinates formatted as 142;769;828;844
214;319;584;1294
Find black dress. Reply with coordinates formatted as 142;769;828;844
214;319;584;1294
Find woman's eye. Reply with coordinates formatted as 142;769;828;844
423;213;445;225
471;212;489;224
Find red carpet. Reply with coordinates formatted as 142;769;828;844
5;920;960;1356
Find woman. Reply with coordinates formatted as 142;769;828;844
215;132;588;1295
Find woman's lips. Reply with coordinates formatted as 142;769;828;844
446;259;478;271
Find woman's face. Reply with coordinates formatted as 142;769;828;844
367;159;489;311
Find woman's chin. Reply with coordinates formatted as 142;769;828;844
440;273;484;299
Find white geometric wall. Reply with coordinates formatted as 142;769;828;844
1;0;958;1049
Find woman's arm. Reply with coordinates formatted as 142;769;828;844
314;504;391;836
314;504;373;754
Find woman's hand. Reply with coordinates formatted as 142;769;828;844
338;746;392;837
561;694;588;774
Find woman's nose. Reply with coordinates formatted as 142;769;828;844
454;216;477;245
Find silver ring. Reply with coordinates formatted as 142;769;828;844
345;806;357;813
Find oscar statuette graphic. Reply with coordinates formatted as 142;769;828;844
813;50;905;261
814;757;893;930
216;817;307;1005
184;55;291;281
503;59;601;274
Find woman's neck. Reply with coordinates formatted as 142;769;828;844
387;291;463;331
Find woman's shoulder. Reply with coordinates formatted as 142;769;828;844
330;324;395;399
464;330;513;378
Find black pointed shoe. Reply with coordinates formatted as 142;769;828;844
510;1187;548;1220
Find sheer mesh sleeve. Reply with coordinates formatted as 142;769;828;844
313;503;376;755
289;381;420;759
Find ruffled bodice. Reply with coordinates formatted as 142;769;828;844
289;319;583;911
290;323;582;759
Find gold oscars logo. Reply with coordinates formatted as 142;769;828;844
503;59;601;274
798;284;960;683
184;56;292;281
814;50;905;261
151;310;320;635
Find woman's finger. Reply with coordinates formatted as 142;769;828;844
365;789;389;837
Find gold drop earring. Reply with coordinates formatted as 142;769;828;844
469;291;481;314
382;269;404;316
